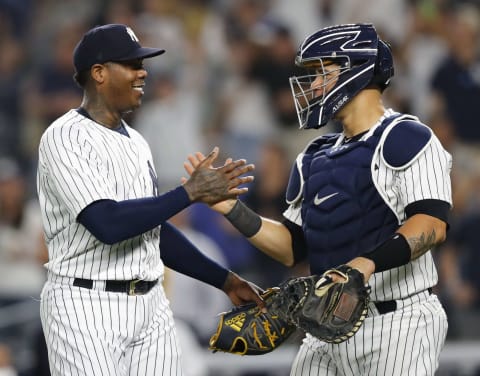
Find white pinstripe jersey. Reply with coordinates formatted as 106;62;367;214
284;109;453;301
37;109;164;281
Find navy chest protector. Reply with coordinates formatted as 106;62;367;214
287;115;425;275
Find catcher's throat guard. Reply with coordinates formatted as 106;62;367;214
209;288;296;355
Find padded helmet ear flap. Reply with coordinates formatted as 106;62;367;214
372;40;394;90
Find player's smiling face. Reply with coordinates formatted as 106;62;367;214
102;59;147;112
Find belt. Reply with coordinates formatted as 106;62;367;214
73;278;158;296
373;288;432;315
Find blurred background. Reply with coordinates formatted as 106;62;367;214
0;0;479;375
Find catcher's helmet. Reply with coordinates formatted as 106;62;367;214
289;23;394;129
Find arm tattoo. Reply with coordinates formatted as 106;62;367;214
406;229;437;260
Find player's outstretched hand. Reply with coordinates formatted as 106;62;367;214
222;271;266;312
182;147;253;207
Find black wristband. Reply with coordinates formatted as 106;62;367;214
363;233;411;273
224;200;262;238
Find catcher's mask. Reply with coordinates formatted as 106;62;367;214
289;23;394;129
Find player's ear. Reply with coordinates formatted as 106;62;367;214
90;64;107;84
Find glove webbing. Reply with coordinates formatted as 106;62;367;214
252;318;280;349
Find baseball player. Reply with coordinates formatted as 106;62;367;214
186;23;452;375
36;24;265;376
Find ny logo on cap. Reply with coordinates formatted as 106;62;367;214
125;26;139;42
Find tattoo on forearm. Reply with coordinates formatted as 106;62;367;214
406;230;437;260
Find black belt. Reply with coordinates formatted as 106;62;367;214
73;278;158;295
373;288;432;315
373;300;397;314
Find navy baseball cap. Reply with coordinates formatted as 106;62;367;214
73;24;165;73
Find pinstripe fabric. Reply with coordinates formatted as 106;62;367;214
283;110;452;375
290;294;447;376
37;110;181;375
37;110;163;281
40;279;183;376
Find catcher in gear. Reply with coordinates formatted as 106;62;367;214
185;23;451;375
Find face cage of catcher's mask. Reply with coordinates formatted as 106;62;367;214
289;60;347;129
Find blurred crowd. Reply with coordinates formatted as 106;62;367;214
0;0;479;375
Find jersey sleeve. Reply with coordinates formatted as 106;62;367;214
394;134;452;208
38;125;116;217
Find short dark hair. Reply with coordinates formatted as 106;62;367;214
73;70;89;88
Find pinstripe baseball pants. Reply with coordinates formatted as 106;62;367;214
40;277;184;376
290;292;447;376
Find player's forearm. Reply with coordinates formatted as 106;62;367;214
249;218;295;267
396;213;447;260
160;222;229;289
222;200;295;266
361;213;448;275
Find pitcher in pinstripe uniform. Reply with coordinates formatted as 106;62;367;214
186;23;452;375
36;24;266;376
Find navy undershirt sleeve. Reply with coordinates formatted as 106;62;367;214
77;186;191;244
282;218;307;265
405;199;450;224
160;221;229;289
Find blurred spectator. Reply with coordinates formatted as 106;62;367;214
133;71;207;191
209;32;276;164
23;21;84;162
429;111;480;339
245;140;290;221
400;0;448;120
429;111;480;217
448;215;480;310
268;0;329;44
30;328;49;376
163;208;231;376
134;0;192;78
251;24;302;130
0;157;46;302
135;0;227;93
0;343;17;376
26;21;84;125
188;203;258;279
243;139;301;286
329;0;410;45
173;318;209;376
0;0;32;40
437;215;480;340
430;2;480;143
427;6;480;339
223;0;270;43
0;157;47;375
164;209;231;344
0;16;27;161
96;0;139;26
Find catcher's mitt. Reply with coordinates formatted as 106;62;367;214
209;288;296;355
274;265;370;344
